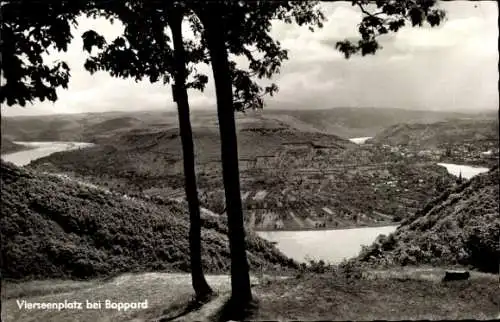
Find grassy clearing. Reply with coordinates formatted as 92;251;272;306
2;279;100;300
245;272;499;321
4;270;496;322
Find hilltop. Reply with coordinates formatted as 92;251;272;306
0;137;26;154
367;119;499;167
0;161;297;280
81;116;145;141
263;107;494;137
2;107;494;142
352;166;499;273
371;119;498;147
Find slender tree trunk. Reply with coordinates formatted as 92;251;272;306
169;9;212;301
203;13;253;306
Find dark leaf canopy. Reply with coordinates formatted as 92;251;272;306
1;0;446;109
190;0;325;110
81;0;325;111
336;0;446;58
1;0;88;106
82;1;178;85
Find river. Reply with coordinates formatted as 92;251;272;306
257;225;398;264
1;141;487;265
437;163;490;180
349;136;373;144
1;141;94;166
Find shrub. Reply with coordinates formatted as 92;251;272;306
352;167;499;273
1;161;297;280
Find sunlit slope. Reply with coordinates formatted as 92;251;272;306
1;160;297;280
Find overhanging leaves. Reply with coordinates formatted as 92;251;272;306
336;0;446;58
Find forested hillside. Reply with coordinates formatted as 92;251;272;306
1;161;297;280
371;119;499;147
354;166;499;273
0;137;25;154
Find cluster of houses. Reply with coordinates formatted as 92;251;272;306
378;142;499;164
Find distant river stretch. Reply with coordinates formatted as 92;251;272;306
257;225;398;264
437;163;490;180
1;141;94;166
349;137;373;144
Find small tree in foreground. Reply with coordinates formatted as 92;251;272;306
1;0;446;316
187;0;445;313
83;0;215;301
82;1;326;311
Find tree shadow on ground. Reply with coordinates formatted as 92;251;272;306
209;296;259;322
157;293;216;322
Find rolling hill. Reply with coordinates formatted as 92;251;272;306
0;160;297;280
81;116;145;141
262;107;495;138
2;107;495;143
370;119;499;147
353;166;499;273
1;137;26;154
28;118;457;230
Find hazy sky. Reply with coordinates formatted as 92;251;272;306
2;1;498;116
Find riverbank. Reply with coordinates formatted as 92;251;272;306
0;139;32;155
257;225;399;264
1;141;95;166
437;162;490;179
254;220;397;232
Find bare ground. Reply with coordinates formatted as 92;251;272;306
2;269;499;322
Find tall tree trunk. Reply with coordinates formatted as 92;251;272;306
169;9;212;301
203;13;253;306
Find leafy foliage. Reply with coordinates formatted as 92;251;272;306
0;0;88;106
80;0;325;111
336;0;446;58
2;0;445;108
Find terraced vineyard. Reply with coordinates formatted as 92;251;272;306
28;117;457;231
198;158;455;230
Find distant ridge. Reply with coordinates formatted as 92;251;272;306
2;107;495;141
370;119;499;147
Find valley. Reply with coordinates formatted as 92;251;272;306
370;119;499;167
13;112;463;231
1;160;297;281
2;1;498;320
2;107;498;321
3;108;497;233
